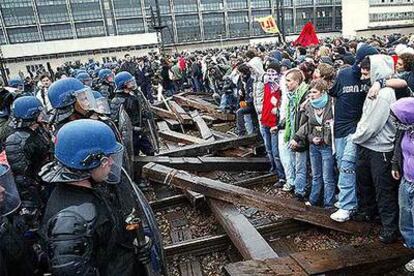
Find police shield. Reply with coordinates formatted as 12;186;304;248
118;106;134;175
0;164;21;217
121;168;167;276
137;89;160;153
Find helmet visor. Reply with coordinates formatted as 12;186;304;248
105;146;124;184
95;97;111;115
74;88;98;112
0;164;21;217
125;78;138;90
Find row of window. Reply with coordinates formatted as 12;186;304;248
369;0;412;5
369;11;414;22
0;9;341;44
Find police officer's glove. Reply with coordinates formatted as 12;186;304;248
136;236;152;265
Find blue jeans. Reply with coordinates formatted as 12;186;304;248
219;93;237;112
191;76;204;92
399;178;414;248
260;125;285;180
282;142;308;196
334;134;358;210
279;130;295;186
309;144;336;207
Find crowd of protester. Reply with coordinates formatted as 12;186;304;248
1;31;414;274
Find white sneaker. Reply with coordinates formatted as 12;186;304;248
405;259;414;273
330;209;351;222
334;201;340;209
305;201;312;206
282;183;294;192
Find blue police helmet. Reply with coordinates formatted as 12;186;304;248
48;78;85;109
11;96;43;120
76;72;92;83
55;119;123;170
8;77;24;88
98;69;113;81
114;71;134;90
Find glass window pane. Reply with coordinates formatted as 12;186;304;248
8;27;40;43
202;12;225;40
117;18;145;34
175;15;200;42
228;11;249;37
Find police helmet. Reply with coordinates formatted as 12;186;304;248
114;71;135;90
76;72;92;86
47;78;86;109
11;96;43;120
8;77;24;89
98;69;114;82
55;119;124;182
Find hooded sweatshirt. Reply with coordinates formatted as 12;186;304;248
352;55;396;152
391;98;414;182
329;44;378;138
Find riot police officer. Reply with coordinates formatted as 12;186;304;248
5;96;51;215
110;71;158;157
76;72;93;88
47;77;97;132
40;119;151;275
0;164;34;276
96;68;115;99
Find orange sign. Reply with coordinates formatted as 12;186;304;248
256;15;280;34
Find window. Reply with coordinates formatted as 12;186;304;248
70;0;103;21
227;0;247;10
117;18;145;34
175;15;200;42
113;0;142;18
0;30;6;45
315;0;332;5
369;11;414;22
174;0;198;14
37;3;70;23
283;9;294;33
202;13;225;40
42;24;73;40
228;11;249;37
295;8;314;32
334;7;342;30
250;0;270;8
283;0;293;6
8;27;40;43
160;16;174;43
295;0;314;6
315;7;333;31
200;0;223;11
75;21;105;38
1;1;36;26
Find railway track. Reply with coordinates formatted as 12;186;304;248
137;93;414;276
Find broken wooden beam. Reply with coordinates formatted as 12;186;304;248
164;218;307;257
168;100;193;125
157;122;206;145
151;106;177;121
209;199;278;260
173;95;235;121
142;163;372;234
189;110;215;142
234;173;277;188
157;134;261;157
133;156;270;172
225;243;414;276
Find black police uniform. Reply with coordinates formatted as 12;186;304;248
0;216;34;276
41;182;145;275
110;90;155;156
96;81;115;100
5;127;51;210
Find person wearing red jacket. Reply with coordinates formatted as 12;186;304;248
259;62;286;187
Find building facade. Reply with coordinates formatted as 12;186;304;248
0;0;342;76
342;0;414;38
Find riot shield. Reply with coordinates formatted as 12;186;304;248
137;89;160;153
121;168;167;276
118;106;135;176
0;164;21;217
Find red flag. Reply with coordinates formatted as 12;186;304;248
293;22;319;47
